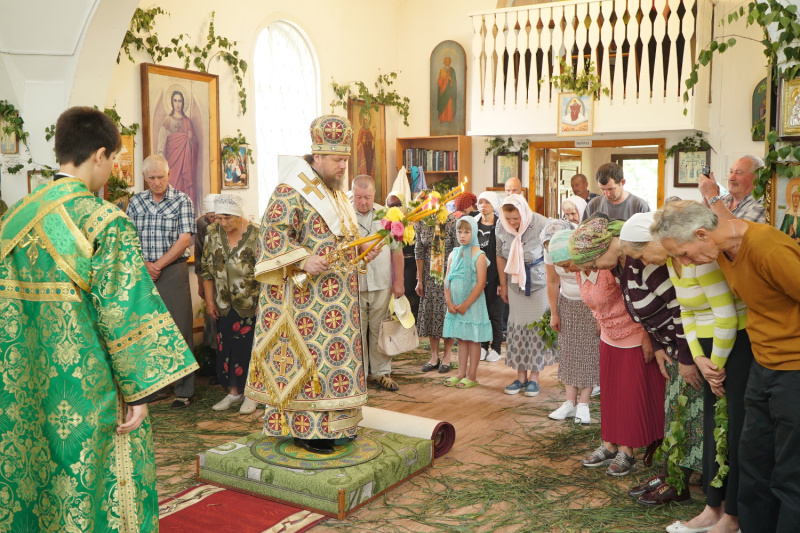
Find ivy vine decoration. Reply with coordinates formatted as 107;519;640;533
654;387;689;493
221;129;254;165
665;133;713;161
431;177;457;197
680;2;800;201
526;309;558;350
545;58;610;99
103;107;140;138
331;72;411;126
119;9;248;114
484;137;532;163
106;173;133;204
0;100;29;147
1;101;56;176
710;395;730;488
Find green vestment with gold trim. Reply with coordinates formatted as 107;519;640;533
0;178;197;533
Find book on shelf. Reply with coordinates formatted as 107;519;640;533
402;148;459;172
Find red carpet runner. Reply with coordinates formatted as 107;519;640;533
159;484;326;532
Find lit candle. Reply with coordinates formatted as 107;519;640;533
348;233;382;249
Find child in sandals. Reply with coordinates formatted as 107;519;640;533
442;216;492;388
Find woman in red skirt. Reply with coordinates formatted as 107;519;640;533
568;216;666;476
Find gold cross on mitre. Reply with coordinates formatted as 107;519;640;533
298;172;325;200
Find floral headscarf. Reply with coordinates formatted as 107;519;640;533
446;216;481;288
548;229;574;264
499;193;534;288
568;216;625;265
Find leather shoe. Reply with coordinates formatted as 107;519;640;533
642;439;662;467
637;484;691;507
293;437;335;455
421;362;440;372
628;474;666;498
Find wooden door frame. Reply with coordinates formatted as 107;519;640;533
527;138;666;217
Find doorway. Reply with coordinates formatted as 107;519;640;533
528;139;665;218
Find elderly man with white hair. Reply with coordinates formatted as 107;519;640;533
128;154;197;408
698;154;766;223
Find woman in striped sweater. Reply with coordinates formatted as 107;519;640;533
651;220;753;533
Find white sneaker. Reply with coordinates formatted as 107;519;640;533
239;396;259;414
575;403;591;424
480;347;487;361
486;350;502;362
212;394;243;411
591;385;601;397
549;400;576;420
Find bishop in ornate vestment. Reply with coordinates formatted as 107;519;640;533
246;115;378;454
0;108;197;532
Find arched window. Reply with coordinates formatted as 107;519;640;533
254;21;320;216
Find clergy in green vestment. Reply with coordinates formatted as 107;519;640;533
0;107;197;532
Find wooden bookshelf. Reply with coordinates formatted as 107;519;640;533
396;135;471;192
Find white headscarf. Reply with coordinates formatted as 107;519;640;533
203;193;220;214
214;194;244;217
561;195;587;224
620;212;656;242
499;194;534;288
474;191;501;219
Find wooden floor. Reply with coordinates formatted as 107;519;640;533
154;343;705;532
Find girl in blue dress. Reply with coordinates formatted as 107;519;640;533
442;216;493;388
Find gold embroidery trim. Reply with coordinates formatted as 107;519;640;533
286;393;368;411
0;190;93;261
0;278;80;302
82;205;124;240
328;410;364;432
126;362;199;402
57;204;93;257
1;176;74;222
255;247;309;281
107;313;173;355
113;389;139;533
35;223;91;293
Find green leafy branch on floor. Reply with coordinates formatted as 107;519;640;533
483;137;532;162
221;129;254;164
710;395;730;488
655;386;688;492
330;72;411;126
526;309;558;350
119;8;248;114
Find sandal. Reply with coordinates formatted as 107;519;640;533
443;377;460;387
374;375;399;391
455;378;479;388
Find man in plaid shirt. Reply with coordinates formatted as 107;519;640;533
698;154;766;224
128;154;197;408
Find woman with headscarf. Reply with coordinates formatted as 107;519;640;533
496;194;553;397
561;195;587;226
618;213;704;506
544;222;599;425
202;194;260;414
474;191;503;362
415;191;458;373
568;216;665;476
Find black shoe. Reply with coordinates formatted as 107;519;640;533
293;437;335;455
628;474;666;498
421;362;440;372
170;397;192;409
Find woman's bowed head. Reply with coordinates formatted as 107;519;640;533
650;200;730;266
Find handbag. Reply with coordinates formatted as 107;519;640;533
377;312;419;357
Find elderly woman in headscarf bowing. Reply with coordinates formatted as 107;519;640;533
543;223;600;425
561;195;587;226
496;194;553;397
568;216;666;477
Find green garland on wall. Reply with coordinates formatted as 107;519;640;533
331;72;411;127
119;8;249;114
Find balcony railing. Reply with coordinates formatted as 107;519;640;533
468;0;712;135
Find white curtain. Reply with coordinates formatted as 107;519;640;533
254;21;320;216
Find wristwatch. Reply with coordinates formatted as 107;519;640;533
708;195;723;205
